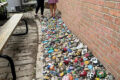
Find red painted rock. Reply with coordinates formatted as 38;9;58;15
64;59;69;65
74;58;78;63
79;58;83;62
80;62;84;66
80;70;87;77
63;48;67;52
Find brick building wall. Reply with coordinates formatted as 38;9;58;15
57;0;120;79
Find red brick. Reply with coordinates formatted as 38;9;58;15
115;18;120;25
101;7;109;14
109;9;120;17
115;2;120;9
103;14;115;22
109;23;119;32
105;1;116;8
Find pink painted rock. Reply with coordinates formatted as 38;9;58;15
74;57;78;63
85;53;90;58
62;75;69;80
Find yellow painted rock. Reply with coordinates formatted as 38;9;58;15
52;56;56;60
95;78;100;80
84;61;90;65
60;72;64;77
76;52;80;56
59;62;63;67
65;33;68;36
44;76;50;80
54;49;59;52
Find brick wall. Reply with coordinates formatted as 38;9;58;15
57;0;120;79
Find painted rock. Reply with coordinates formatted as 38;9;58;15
91;57;98;64
84;61;90;65
74;78;79;80
81;49;87;55
80;62;84;66
54;49;59;52
74;39;79;42
64;59;70;65
97;70;107;78
79;57;83;62
52;56;56;60
88;64;93;70
95;78;100;80
80;70;87;77
76;43;84;49
50;65;54;70
48;49;54;54
45;57;50;62
64;70;67;74
63;48;67;53
84;53;90;58
69;74;73;80
83;56;88;61
67;48;72;53
74;58;78;63
87;71;96;79
59;62;63;67
44;76;50;80
69;66;74;70
75;52;81;56
60;72;64;77
62;75;69;80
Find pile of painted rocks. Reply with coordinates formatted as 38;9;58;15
41;17;115;80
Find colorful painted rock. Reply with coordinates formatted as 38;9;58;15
48;49;54;54
95;78;100;80
44;76;50;80
87;71;96;79
80;70;87;77
54;49;59;52
74;78;79;80
60;72;64;77
76;43;84;49
63;48;67;53
97;70;107;78
91;57;98;64
81;49;87;55
64;59;70;65
79;57;83;62
67;48;72;53
69;74;73;80
74;58;78;63
62;75;69;80
88;64;93;70
52;56;56;60
84;61;90;65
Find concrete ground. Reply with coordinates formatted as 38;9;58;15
0;9;51;80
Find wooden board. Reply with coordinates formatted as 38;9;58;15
0;14;23;53
0;2;7;7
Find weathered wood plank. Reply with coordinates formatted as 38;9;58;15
0;14;23;53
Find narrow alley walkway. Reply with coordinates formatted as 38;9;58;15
0;9;115;80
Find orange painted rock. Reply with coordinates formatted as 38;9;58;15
50;65;54;70
69;74;73;80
